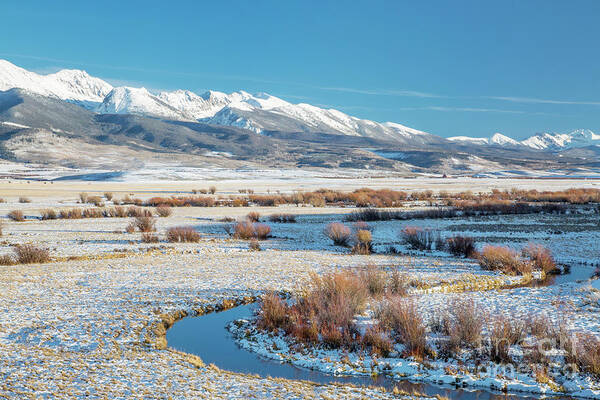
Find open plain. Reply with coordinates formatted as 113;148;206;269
0;177;599;399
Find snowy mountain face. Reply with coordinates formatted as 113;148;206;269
521;129;600;150
96;87;192;120
0;59;112;104
0;59;597;152
154;86;436;142
448;133;519;146
490;133;519;146
156;90;231;119
201;94;438;143
447;136;491;145
449;130;598;151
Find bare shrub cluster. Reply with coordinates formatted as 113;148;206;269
0;244;51;265
257;268;412;356
477;243;556;276
7;210;25;221
478;245;532;276
233;221;271;240
351;229;373;255
126;216;156;233
41;206;155;220
443;299;485;353
324;222;352;246
141;233;160;243
104;188;599;210
376;298;428;359
400;226;441;251
446;235;476;258
268;213;297;223
155;206;173;217
521;243;557;274
246;211;261;222
166;226;200;243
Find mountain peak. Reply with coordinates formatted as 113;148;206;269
0;59;112;103
521;129;600;150
97;86;189;120
490;133;519;146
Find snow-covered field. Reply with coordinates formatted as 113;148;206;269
0;182;598;399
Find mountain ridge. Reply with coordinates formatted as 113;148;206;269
0;59;598;165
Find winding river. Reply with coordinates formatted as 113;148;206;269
167;265;595;400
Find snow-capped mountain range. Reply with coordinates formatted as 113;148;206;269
0;59;597;151
448;133;520;147
449;129;600;151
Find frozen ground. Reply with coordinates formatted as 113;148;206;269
0;182;598;399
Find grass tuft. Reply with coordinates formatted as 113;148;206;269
8;210;25;222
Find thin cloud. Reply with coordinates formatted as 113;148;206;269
428;106;525;114
3;53;597;110
0;53;293;86
397;106;559;116
316;86;442;98
487;96;600;106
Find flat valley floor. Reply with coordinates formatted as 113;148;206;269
0;177;599;399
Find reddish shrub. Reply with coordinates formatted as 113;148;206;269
254;223;271;240
400;226;439;251
570;333;600;377
233;222;271;240
134;216;156;232
127;207;152;218
446;235;476;258
246;211;261;222
233;221;255;240
361;326;393;357
155;206;173;217
87;196;104;207
376;297;427;359
112;206;128;218
488;315;526;363
528;315;553;338
82;208;103;218
522;243;556;274
478;245;531;276
325;222;352;246
59;208;83;219
141;233;160;243
360;265;387;297
321;323;345;349
257;292;288;332
445;299;485;352
298;271;368;331
0;254;15;265
13;244;50;264
166;226;200;243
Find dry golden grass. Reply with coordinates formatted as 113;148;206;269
478;245;532;276
7;210;25;222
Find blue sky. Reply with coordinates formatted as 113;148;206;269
1;0;599;139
